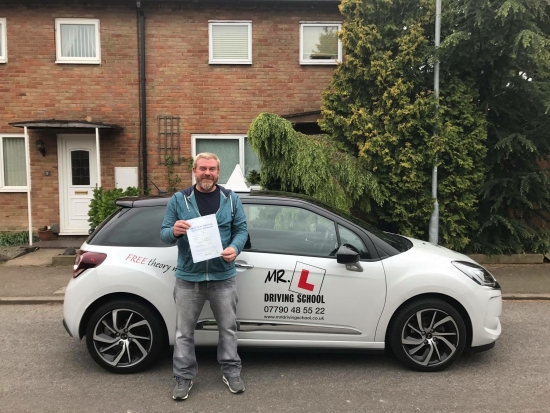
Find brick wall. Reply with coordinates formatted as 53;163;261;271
144;2;341;189
0;0;340;232
0;1;140;231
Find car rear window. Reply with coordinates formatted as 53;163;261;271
87;206;170;247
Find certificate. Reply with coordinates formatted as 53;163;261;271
186;214;223;263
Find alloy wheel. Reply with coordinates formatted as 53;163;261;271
92;308;153;368
400;308;460;367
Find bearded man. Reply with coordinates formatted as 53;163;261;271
160;152;248;400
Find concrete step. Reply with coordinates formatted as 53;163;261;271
52;254;76;266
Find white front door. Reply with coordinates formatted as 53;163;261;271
58;135;98;235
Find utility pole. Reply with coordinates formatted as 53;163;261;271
428;0;441;244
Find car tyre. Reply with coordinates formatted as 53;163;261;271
85;299;167;374
388;298;467;372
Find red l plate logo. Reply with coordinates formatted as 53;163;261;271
297;269;315;292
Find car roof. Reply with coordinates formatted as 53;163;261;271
115;190;313;208
110;189;407;258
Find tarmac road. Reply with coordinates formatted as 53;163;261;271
0;302;549;413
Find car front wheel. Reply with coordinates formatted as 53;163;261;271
85;299;167;374
389;298;467;372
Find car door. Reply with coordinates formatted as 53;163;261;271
234;201;387;346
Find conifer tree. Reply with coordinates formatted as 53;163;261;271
247;113;383;213
440;0;550;253
320;0;487;250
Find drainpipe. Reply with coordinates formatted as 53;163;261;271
95;127;101;188
24;126;33;246
137;2;148;192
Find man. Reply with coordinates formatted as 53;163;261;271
160;152;248;401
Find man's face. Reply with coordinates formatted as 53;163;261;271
193;158;220;192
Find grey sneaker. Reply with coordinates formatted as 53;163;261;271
172;376;193;400
222;376;245;394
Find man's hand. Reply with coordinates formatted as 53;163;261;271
173;220;191;237
221;246;237;262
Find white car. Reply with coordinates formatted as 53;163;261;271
63;191;502;374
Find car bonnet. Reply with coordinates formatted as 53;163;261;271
401;236;477;264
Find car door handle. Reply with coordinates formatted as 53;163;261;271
235;263;254;269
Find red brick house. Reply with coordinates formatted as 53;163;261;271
0;0;341;236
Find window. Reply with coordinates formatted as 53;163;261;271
0;135;27;191
71;150;90;185
55;18;100;64
192;135;261;184
0;18;6;63
244;204;337;257
88;206;170;247
300;23;342;65
209;21;252;64
337;225;372;259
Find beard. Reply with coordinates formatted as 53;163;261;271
197;178;216;192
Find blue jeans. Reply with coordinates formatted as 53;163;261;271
173;277;242;379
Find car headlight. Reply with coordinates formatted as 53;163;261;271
452;261;498;288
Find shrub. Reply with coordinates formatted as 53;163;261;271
88;187;141;229
0;231;39;246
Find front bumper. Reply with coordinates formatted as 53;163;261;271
462;286;502;347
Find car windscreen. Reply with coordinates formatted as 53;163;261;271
87;206;171;247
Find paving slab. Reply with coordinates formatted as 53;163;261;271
486;264;550;294
0;255;548;303
2;248;65;267
30;236;87;249
0;266;72;297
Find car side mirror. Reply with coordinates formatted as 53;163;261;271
337;244;360;264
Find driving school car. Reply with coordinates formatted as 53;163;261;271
63;190;502;374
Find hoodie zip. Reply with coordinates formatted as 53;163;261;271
185;189;231;282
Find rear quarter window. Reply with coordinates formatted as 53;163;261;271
87;206;170;247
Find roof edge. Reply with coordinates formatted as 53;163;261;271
9;120;123;130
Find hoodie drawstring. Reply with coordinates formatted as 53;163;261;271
183;193;190;212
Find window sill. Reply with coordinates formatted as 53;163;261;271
300;60;340;65
0;188;29;193
55;59;101;65
209;60;252;65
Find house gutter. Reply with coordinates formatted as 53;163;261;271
137;2;148;192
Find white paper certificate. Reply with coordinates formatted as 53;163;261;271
186;214;223;263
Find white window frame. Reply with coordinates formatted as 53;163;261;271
55;18;101;64
208;21;252;65
191;134;260;186
0;18;7;64
300;22;342;65
0;134;28;192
